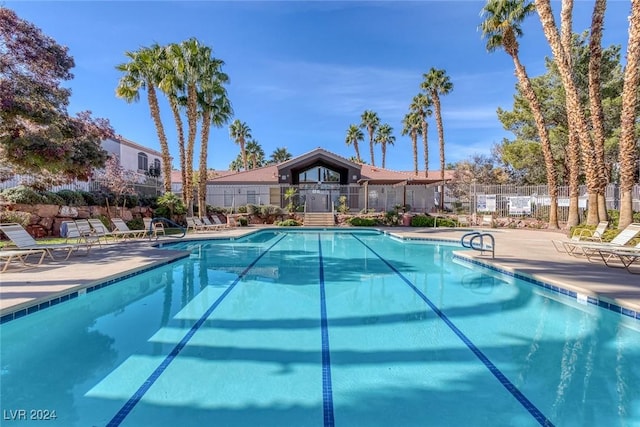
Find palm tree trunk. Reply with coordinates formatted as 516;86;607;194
185;84;198;216
381;143;386;168
146;85;172;193
535;0;600;225
198;109;212;218
421;119;429;178
618;0;640;228
240;139;248;170
168;98;186;202
588;0;610;223
369;131;376;166
512;55;559;228
411;133;418;176
561;0;581;227
433;94;446;210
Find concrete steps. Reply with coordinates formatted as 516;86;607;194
303;212;335;227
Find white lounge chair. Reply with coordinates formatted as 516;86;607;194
594;243;640;274
143;217;166;238
561;223;640;260
202;216;226;230
0;248;47;272
552;221;609;254
0;223;85;260
111;218;145;239
87;218;122;242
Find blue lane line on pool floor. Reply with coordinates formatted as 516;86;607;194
317;234;336;427
106;234;287;427
351;234;555;427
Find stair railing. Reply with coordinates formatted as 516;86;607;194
460;231;495;258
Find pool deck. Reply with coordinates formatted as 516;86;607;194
1;226;638;321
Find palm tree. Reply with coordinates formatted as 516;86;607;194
618;0;640;228
245;140;265;169
534;0;601;224
559;3;581;227
421;67;453;210
401;112;422;176
409;93;433;178
269;147;292;164
345;124;364;163
197;67;232;218
115;45;172;193
165;39;214;211
375;123;395;169
229;119;252;171
360;110;380;166
480;0;559;228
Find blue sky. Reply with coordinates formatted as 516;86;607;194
7;1;633;172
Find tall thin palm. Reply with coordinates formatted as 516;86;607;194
197;69;232;217
409;93;433;178
375;123;395;169
402;112;422;176
115;45;172;193
421;67;453;210
229;119;252;170
588;0;610;223
618;0;640;228
360;110;380;166
345;124;364;163
535;0;601;224
480;0;559;228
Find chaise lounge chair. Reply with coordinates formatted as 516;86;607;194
0;222;86;260
0;248;47;272
561;223;640;261
202;216;227;230
143;217;166;238
593;242;640;274
111;218;146;239
551;221;609;254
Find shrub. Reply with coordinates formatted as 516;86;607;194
260;205;283;217
237;205;248;214
126;217;144;230
348;217;378;226
156;192;186;218
78;191;98;206
410;215;433;227
0;210;31;226
434;217;457;227
0;186;46;204
56;189;87;206
337;195;350;214
278;219;301;226
238;216;249;226
41;191;65;205
246;204;260;215
383;210;402;226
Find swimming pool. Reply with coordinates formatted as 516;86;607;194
1;229;638;426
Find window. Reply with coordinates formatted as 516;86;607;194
298;166;340;183
138;152;148;171
153;159;161;172
247;190;257;204
224;190;234;207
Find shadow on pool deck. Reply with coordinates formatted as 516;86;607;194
1;226;638;317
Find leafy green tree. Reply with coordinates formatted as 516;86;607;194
1;8;113;183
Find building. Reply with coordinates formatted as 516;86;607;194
101;136;164;176
181;148;454;213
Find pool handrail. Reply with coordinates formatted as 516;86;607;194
147;217;187;240
461;231;495;258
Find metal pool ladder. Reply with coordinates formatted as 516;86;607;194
460;231;495;258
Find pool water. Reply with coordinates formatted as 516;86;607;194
1;230;638;426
